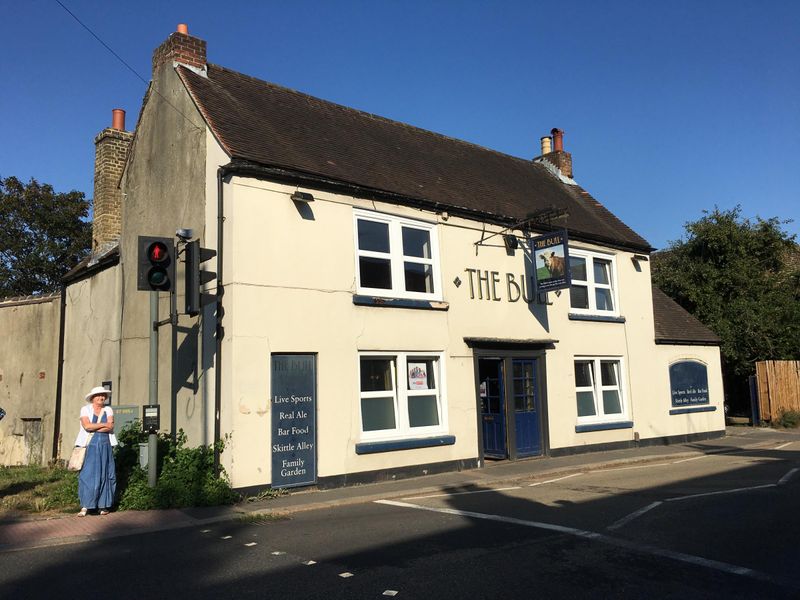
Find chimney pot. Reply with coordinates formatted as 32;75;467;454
540;136;552;155
111;109;126;131
551;128;564;152
177;23;188;35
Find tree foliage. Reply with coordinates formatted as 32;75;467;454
0;176;92;297
652;206;800;383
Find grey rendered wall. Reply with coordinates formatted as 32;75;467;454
59;265;122;459
118;64;209;445
0;294;60;466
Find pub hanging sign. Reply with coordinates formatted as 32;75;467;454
531;230;571;292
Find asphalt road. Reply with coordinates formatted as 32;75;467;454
2;439;798;599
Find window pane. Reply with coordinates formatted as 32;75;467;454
574;361;594;387
402;227;431;259
570;256;587;281
600;361;618;386
570;285;589;309
593;259;611;285
357;219;390;253
595;288;614;311
404;262;434;293
602;390;622;415
577;391;596;416
360;257;392;289
361;397;396;431
408;395;439;427
360;359;393;392
407;359;436;390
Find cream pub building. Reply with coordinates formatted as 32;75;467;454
56;25;724;490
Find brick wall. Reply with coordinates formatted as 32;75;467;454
152;31;207;73
92;128;132;251
542;150;573;179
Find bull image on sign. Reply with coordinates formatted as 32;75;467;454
531;230;571;292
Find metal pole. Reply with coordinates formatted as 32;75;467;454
148;291;158;487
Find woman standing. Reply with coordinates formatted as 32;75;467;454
75;386;118;516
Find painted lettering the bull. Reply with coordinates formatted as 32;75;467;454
540;252;565;278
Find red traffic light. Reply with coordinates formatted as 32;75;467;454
148;241;169;263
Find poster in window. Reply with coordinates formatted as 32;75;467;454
408;362;428;390
531;230;571;292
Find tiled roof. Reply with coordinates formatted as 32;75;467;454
652;286;721;345
179;64;651;251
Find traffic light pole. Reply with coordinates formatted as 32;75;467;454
148;291;158;488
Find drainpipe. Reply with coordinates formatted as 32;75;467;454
213;166;230;474
53;284;67;460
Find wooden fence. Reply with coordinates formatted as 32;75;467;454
756;360;800;421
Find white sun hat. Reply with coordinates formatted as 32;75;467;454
84;385;111;402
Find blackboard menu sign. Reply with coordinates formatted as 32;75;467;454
669;361;710;407
271;354;317;488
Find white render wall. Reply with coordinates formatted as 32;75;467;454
218;176;724;488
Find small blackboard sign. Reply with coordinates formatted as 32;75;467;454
669;361;710;407
271;354;317;488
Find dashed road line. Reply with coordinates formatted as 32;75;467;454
338;572;354;578
665;484;777;502
529;473;583;487
672;455;709;464
607;501;662;531
774;442;794;450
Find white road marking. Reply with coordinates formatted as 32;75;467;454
403;486;521;500
529;473;583;487
339;572;354;578
245;542;257;547
220;535;232;540
774;442;794;450
302;560;317;565
778;468;799;485
383;591;399;596
200;529;211;533
607;502;663;531
375;499;775;584
672;455;708;464
665;484;777;502
271;551;285;555
601;462;670;472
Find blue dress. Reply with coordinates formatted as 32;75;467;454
78;412;117;509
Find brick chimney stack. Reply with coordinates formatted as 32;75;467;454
92;109;133;252
540;128;573;179
152;23;207;76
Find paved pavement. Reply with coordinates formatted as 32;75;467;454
1;426;795;553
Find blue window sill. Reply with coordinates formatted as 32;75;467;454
670;406;716;415
575;421;633;433
353;295;449;311
355;435;456;455
569;313;626;323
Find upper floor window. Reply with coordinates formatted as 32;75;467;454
569;249;618;316
354;210;442;301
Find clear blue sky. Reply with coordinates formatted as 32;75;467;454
1;1;797;250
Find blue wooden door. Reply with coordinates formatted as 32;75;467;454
512;359;541;457
479;359;506;458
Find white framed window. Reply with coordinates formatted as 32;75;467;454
354;209;442;301
358;352;447;440
574;357;626;423
568;249;619;316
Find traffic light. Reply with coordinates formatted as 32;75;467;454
185;239;217;316
137;236;176;291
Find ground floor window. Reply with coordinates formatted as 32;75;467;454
574;357;626;423
359;352;446;439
